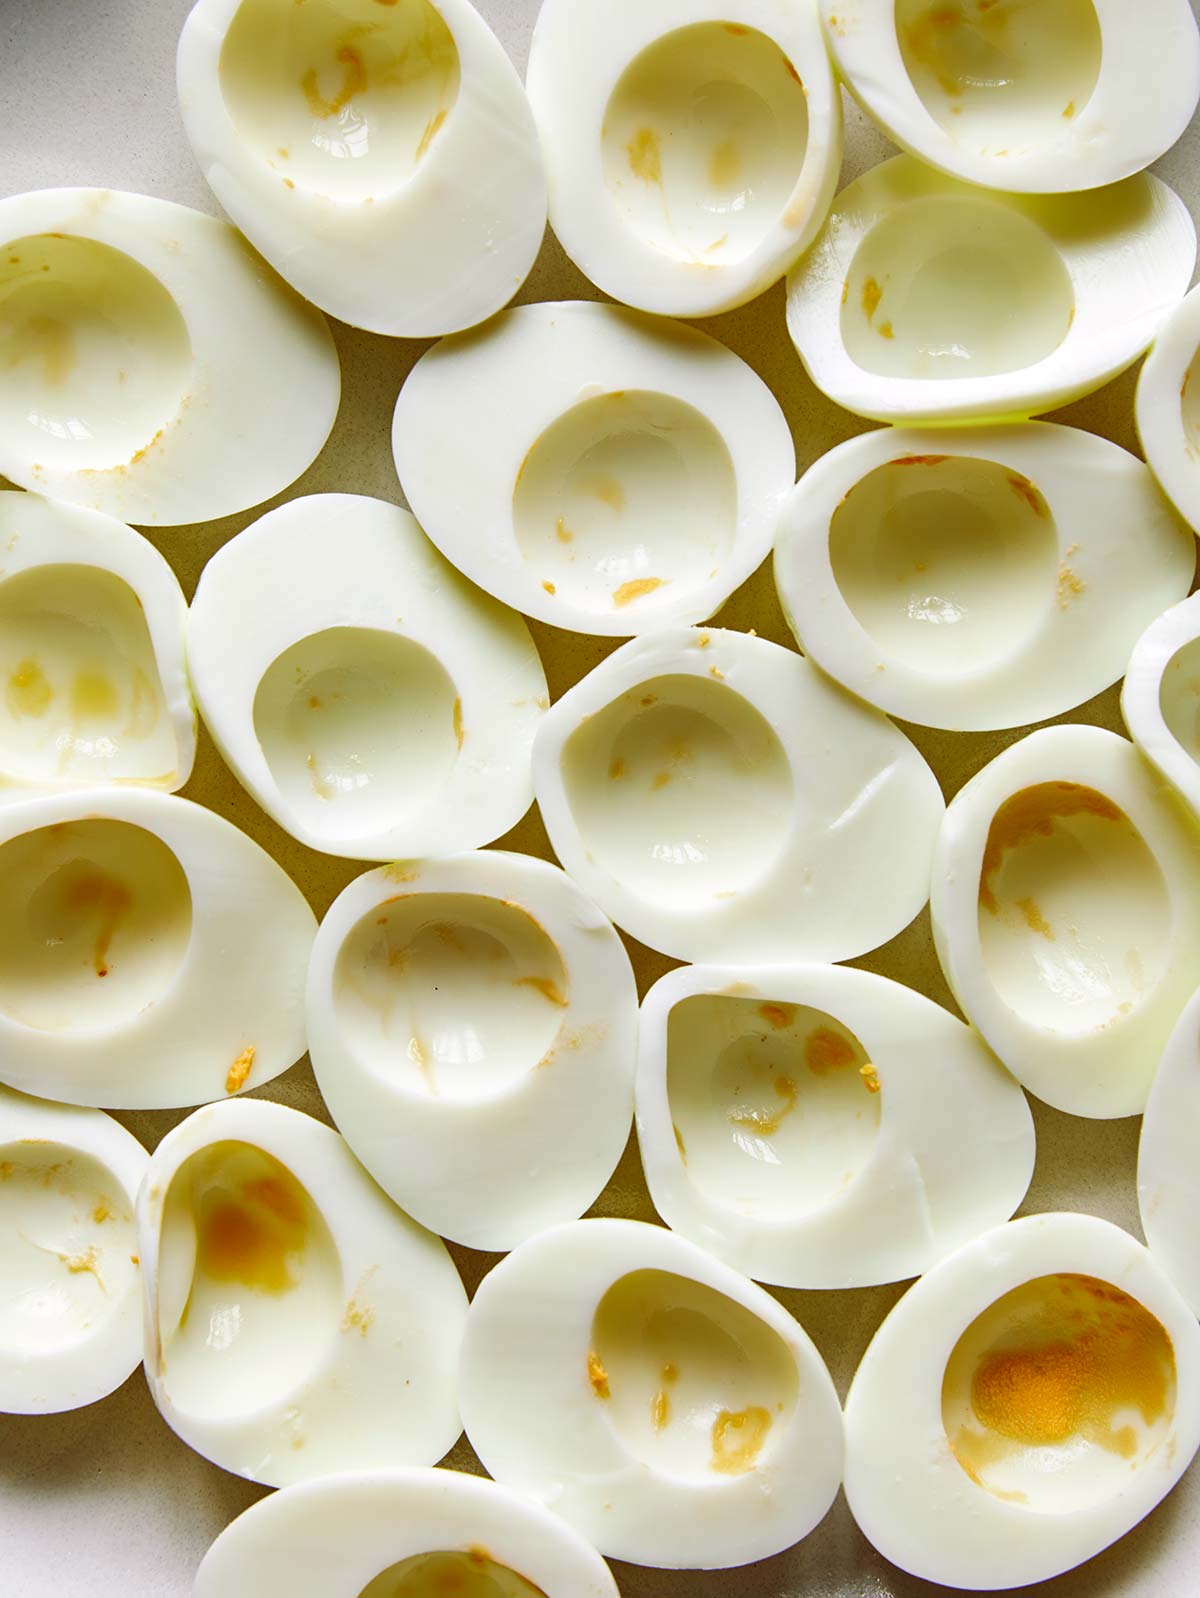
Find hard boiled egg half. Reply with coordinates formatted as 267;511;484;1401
845;1213;1200;1589
177;0;546;336
460;1218;843;1569
1136;282;1200;533
525;0;841;317
194;1468;621;1598
187;494;546;860
1140;986;1200;1319
393;301;795;637
533;627;944;964
0;189;339;525
637;962;1034;1290
825;1;1200;194
137;1098;467;1487
1124;592;1200;823
0;787;315;1109
307;851;638;1252
787;155;1195;423
0;492;196;797
932;726;1200;1118
0;1084;147;1414
774;424;1194;732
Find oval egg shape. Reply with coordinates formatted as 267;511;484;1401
931;725;1200;1118
775;424;1194;731
187;494;546;860
786;155;1195;423
1123;591;1200;821
393;301;796;637
1140;986;1200;1318
844;1212;1200;1588
177;0;546;336
307;851;638;1251
194;1467;621;1598
825;1;1200;194
0;787;315;1108
459;1218;843;1569
1136;281;1200;534
0;189;339;525
137;1098;467;1487
637;962;1034;1289
0;1084;147;1414
532;627;943;964
525;1;841;317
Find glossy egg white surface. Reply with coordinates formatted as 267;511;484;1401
0;492;196;797
824;1;1200;195
176;0;546;336
307;851;638;1251
459;1218;843;1570
844;1213;1200;1590
525;0;841;318
393;300;795;637
931;725;1200;1119
137;1098;467;1488
1123;591;1200;822
0;1084;147;1414
637;962;1034;1290
774;424;1195;732
194;1467;621;1598
0;787;315;1109
1136;282;1200;533
533;626;944;965
786;155;1195;424
1140;986;1200;1319
187;494;546;860
0;188;339;526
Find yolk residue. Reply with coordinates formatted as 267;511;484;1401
804;1026;857;1075
978;783;1124;915
711;1405;772;1474
196;1173;309;1294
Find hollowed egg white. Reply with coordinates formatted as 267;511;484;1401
775;424;1194;732
637;962;1034;1290
525;0;841;317
787;155;1195;423
187;494;547;860
0;492;197;797
1136;283;1200;534
845;1213;1200;1589
0;1084;147;1414
1140;987;1200;1318
0;189;339;525
459;1218;843;1569
931;725;1200;1119
824;1;1200;195
0;787;315;1109
1123;591;1200;822
307;851;637;1252
177;0;546;336
194;1467;621;1598
137;1098;467;1488
392;301;795;637
532;627;944;965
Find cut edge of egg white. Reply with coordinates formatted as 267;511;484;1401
136;1097;467;1488
1124;589;1200;827
306;850;638;1252
176;0;546;337
1137;281;1200;535
392;299;796;638
186;493;547;861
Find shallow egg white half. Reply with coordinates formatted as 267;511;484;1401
1140;986;1200;1319
176;0;546;336
1136;282;1200;534
525;0;841;317
637;962;1034;1290
393;300;796;637
194;1467;621;1598
0;787;315;1109
0;492;197;797
532;626;944;964
137;1098;467;1488
1123;591;1200;822
459;1218;843;1570
931;725;1200;1119
0;1084;147;1414
824;1;1200;195
307;850;638;1252
844;1213;1200;1589
187;494;546;861
786;155;1195;423
0;188;339;526
774;423;1194;731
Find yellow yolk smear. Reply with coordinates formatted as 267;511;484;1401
194;1171;309;1295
